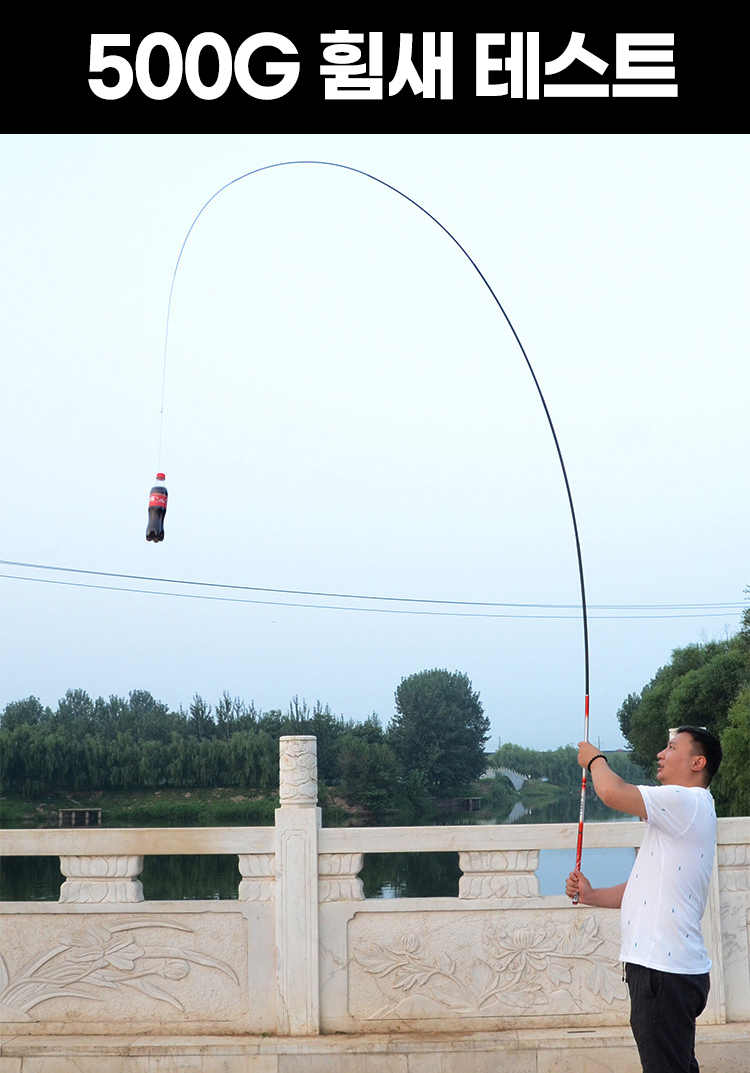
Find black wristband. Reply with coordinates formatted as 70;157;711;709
587;754;608;772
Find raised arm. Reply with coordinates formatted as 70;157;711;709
577;741;647;820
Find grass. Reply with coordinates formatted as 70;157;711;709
519;779;570;807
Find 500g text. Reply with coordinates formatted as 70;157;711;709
88;33;300;101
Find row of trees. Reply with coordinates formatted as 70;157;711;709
0;669;491;814
490;742;649;791
616;600;750;816
4;602;747;819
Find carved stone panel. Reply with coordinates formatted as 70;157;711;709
0;914;248;1024
347;908;627;1022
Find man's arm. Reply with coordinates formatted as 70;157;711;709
577;741;647;820
566;869;626;908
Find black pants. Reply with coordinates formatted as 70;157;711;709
625;962;711;1073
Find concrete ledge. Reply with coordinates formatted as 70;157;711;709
1;1025;748;1073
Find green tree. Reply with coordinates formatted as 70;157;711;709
188;694;215;741
715;688;750;816
215;692;244;741
617;693;641;741
668;645;746;728
126;690;177;741
338;735;401;812
347;714;387;744
0;696;52;731
56;688;95;733
627;639;746;772
740;591;750;652
388;669;490;794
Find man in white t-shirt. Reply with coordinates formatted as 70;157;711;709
566;725;723;1073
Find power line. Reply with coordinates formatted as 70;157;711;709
0;559;744;610
0;561;745;620
0;572;581;618
2;558;581;608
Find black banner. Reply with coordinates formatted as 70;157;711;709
15;30;743;134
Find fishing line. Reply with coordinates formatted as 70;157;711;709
158;159;590;885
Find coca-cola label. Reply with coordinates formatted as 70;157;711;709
149;493;168;509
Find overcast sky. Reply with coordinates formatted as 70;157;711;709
1;133;746;751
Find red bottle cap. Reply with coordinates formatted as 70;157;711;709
156;473;166;481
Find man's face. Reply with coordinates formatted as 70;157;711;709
656;731;703;785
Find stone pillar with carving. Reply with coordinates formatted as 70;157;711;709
275;735;321;1035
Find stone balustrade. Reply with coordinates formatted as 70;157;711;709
0;735;748;1072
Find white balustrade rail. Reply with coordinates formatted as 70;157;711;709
1;735;748;1042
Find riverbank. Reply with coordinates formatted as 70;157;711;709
0;778;571;830
0;787;279;829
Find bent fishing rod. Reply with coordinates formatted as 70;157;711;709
156;161;591;891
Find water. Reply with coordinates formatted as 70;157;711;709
0;793;636;902
359;792;637;899
0;854;243;902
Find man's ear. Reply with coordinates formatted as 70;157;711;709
691;753;708;777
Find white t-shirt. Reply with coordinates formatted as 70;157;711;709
620;784;716;974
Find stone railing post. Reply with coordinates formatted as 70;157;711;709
716;835;750;1024
458;849;540;899
276;735;321;1035
238;852;276;902
319;853;365;903
58;855;145;903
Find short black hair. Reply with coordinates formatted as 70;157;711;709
675;726;723;785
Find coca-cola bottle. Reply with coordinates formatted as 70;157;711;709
146;473;168;542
